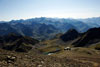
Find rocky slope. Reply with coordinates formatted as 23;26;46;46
0;34;39;52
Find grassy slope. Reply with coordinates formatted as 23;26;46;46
38;39;100;67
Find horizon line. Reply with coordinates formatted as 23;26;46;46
0;16;100;21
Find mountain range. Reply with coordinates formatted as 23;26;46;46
0;17;100;40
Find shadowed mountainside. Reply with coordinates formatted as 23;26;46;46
0;34;39;52
73;28;100;47
60;29;80;42
60;27;100;47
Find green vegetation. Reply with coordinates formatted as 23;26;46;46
39;45;62;53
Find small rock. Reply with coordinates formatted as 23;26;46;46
41;61;44;64
38;65;42;67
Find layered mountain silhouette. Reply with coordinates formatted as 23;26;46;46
79;17;100;28
0;23;20;35
0;17;100;40
0;22;59;40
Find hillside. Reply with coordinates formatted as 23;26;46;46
60;29;80;42
40;28;100;52
0;34;39;52
73;28;100;47
34;28;100;67
0;28;100;66
0;48;97;67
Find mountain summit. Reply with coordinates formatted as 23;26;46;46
60;29;79;42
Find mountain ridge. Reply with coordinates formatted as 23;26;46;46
0;33;39;52
0;17;100;40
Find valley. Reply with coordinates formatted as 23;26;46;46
0;0;100;66
0;17;100;67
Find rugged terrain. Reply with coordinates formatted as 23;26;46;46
0;17;100;40
0;47;100;67
0;19;100;67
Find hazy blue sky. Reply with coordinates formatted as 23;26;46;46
0;0;100;21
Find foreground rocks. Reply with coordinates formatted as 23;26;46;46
0;49;97;67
